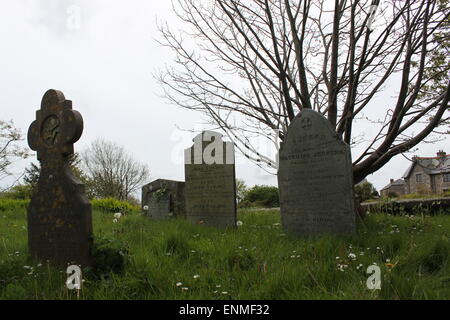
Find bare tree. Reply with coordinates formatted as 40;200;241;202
24;153;91;195
82;138;150;201
0;120;29;189
156;0;450;183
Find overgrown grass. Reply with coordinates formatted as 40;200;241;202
0;206;449;299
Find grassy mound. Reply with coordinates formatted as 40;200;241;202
0;206;449;299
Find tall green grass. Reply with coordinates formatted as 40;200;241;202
0;205;449;300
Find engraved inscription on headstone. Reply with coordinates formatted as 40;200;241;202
141;179;185;219
184;131;236;228
27;89;93;267
278;109;356;236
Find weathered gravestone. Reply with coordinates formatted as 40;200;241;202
278;109;356;236
141;179;185;219
27;89;93;267
184;131;236;227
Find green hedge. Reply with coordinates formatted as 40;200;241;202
0;185;33;200
91;198;140;214
0;197;139;214
0;199;30;212
241;185;279;208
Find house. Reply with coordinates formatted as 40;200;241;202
380;178;406;197
402;150;450;195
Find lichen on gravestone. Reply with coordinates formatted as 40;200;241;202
27;89;93;267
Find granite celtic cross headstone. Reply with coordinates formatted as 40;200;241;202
27;89;93;267
278;109;356;236
184;131;236;228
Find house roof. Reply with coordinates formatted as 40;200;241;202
402;154;450;178
381;179;406;191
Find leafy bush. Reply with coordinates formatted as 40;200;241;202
0;199;29;212
91;236;130;278
354;181;378;202
241;185;279;208
0;184;33;200
237;199;253;209
91;198;140;214
0;196;140;214
235;178;248;203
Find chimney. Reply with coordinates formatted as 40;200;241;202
390;179;394;184
437;150;446;159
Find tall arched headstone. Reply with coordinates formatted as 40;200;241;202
278;109;356;236
184;131;236;228
27;89;93;267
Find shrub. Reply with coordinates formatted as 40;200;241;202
0;184;33;200
236;178;248;203
0;199;29;212
90;236;130;278
91;198;140;214
242;185;279;208
354;181;378;202
237;199;252;209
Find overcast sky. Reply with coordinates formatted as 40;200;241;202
0;0;448;193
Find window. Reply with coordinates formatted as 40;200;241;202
416;174;423;183
444;173;450;183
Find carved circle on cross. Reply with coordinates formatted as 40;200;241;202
28;89;84;160
41;115;60;146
